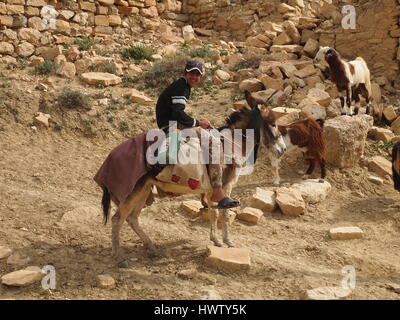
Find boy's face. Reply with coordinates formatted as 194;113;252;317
184;70;202;87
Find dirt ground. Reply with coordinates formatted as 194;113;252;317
0;66;399;300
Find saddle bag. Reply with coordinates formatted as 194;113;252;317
156;136;212;190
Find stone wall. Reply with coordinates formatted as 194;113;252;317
0;0;187;56
183;0;400;84
1;0;399;86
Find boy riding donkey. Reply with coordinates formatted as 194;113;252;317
155;59;240;210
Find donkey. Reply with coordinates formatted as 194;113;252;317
315;46;372;116
392;141;400;191
246;94;327;186
96;91;286;267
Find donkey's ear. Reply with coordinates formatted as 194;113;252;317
244;90;258;109
258;104;270;116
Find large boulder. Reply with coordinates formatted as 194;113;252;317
324;115;373;168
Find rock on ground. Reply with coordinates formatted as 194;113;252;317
367;156;392;178
306;286;352;300
181;200;203;217
329;227;364;240
276;187;305;216
130;88;155;105
177;268;198;280
97;275;116;289
1;268;43;287
6;253;31;266
290;179;331;204
236;207;264;224
0;246;13;260
205;245;251;271
248;187;276;212
81;72;122;86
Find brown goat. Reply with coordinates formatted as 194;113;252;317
268;118;326;185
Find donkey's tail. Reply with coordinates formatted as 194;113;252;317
392;142;400;191
101;186;111;225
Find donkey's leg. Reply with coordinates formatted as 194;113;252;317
304;158;316;179
320;158;326;179
207;193;222;247
269;153;281;186
221;166;239;247
112;189;147;267
125;183;158;257
111;209;128;267
222;209;236;247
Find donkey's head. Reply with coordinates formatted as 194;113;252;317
244;91;286;158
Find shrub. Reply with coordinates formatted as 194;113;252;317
58;87;91;110
122;75;139;88
88;63;117;74
371;141;392;152
121;44;156;61
72;38;95;51
182;46;211;60
119;120;129;131
34;60;56;75
143;57;187;90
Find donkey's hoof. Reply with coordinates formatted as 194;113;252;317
117;260;129;268
341;112;346;116
147;248;160;258
272;181;280;186
302;175;310;180
225;241;236;248
212;240;223;247
318;178;325;183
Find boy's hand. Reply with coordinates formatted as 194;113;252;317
199;119;211;129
